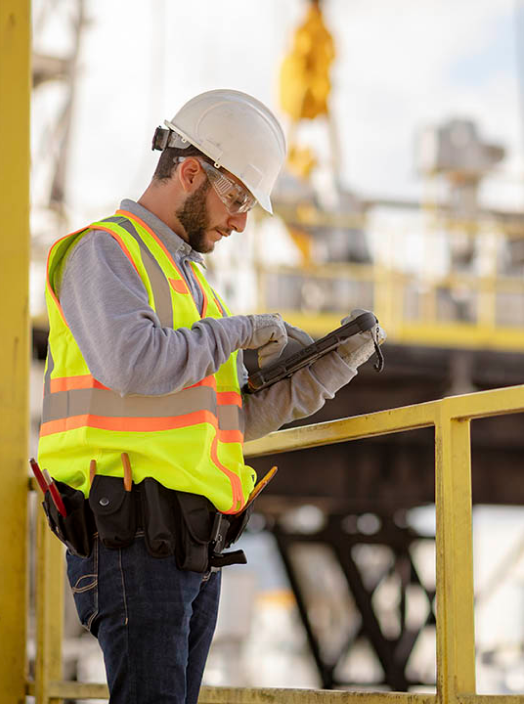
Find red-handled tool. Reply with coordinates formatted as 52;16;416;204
29;457;49;495
42;468;68;518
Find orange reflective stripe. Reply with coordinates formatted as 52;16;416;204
40;409;217;437
217;429;244;444
217;391;242;408
213;294;225;316
49;375;110;393
169;277;189;294
185;376;216;390
210;433;245;514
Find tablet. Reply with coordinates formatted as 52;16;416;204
246;311;383;393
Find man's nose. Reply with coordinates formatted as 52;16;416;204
228;211;248;233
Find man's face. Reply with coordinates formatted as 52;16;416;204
175;162;249;254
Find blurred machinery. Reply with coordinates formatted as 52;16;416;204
418;118;506;279
418;118;505;222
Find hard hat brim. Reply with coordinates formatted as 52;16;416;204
252;189;273;215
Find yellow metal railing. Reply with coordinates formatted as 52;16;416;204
257;261;524;352
255;204;524;352
27;383;524;703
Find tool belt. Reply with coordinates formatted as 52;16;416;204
42;476;251;572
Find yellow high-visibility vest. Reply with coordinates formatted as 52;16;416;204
38;210;255;514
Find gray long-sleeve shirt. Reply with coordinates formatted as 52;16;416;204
58;199;357;441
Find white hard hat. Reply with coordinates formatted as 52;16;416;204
164;89;286;214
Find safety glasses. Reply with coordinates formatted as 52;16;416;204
198;160;256;214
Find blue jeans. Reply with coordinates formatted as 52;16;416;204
66;533;221;704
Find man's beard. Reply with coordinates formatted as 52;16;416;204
176;180;213;253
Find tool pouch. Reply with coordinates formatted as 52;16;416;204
223;503;255;548
140;478;176;558
88;475;137;549
139;481;249;571
173;491;214;573
42;481;94;558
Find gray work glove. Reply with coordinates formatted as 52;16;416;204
337;308;386;370
284;321;314;349
245;313;290;368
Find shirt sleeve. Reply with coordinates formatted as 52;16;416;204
59;230;252;396
241;350;357;442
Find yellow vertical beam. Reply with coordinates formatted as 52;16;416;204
34;510;65;704
435;407;476;704
0;1;31;702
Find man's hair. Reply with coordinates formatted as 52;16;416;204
153;144;211;182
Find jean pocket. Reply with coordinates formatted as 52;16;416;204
66;539;99;632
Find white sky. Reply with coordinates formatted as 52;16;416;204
32;0;524;225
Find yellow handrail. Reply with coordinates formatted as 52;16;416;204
27;384;524;703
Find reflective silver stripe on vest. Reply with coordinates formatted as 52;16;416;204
102;216;174;328
42;385;217;422
43;348;54;398
235;352;247;433
217;404;243;432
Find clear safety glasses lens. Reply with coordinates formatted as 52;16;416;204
199;161;256;214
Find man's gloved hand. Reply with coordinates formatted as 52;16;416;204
245;314;290;367
283;321;314;349
337;308;386;370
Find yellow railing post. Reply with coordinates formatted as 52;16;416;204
34;510;65;704
435;405;476;704
0;1;31;702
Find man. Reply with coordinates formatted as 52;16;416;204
38;89;385;704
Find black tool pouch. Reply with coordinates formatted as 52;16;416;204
88;475;137;549
42;481;94;558
140;478;176;557
224;502;255;549
173;491;214;573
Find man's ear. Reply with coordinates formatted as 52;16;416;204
178;157;204;193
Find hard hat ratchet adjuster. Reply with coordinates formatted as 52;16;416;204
152;127;192;152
